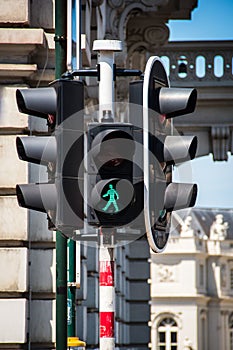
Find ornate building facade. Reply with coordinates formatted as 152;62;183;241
151;208;233;350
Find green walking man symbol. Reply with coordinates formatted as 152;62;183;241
102;184;119;213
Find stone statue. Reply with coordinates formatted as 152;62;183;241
158;265;174;282
180;216;194;237
210;214;229;240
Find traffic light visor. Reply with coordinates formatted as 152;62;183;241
16;136;56;165
157;87;197;118
164;183;197;211
16;183;57;213
16;87;57;119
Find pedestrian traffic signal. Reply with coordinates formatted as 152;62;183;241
16;79;84;234
130;56;198;252
87;123;144;227
102;183;120;213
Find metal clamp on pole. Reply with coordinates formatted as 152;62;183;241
64;66;142;80
54;35;67;42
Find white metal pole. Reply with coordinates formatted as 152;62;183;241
98;49;114;119
67;0;72;70
75;0;81;70
92;39;122;350
93;40;122;121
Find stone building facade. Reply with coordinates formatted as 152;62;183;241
151;208;233;350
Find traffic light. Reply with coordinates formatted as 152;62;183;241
129;56;198;252
87;122;144;227
16;79;84;234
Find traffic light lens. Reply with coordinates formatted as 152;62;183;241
102;183;120;213
98;141;124;167
91;129;135;170
91;179;135;214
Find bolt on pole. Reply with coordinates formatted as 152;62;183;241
93;39;122;350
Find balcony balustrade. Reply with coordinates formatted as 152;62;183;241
158;40;233;86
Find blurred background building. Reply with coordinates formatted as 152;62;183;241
151;208;233;350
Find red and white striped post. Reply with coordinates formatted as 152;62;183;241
99;231;115;350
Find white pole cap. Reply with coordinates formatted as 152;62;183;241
93;40;122;52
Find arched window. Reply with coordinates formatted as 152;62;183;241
157;317;178;350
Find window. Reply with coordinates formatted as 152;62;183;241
200;310;207;350
201;317;205;349
229;312;233;350
157;317;178;350
220;264;227;288
230;269;233;290
200;264;204;287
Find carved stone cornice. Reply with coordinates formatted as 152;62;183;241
105;0;166;40
211;126;231;161
104;0;197;64
127;18;169;70
105;0;173;47
105;0;197;40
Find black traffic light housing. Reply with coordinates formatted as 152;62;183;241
87;122;144;227
16;79;84;235
129;56;198;252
